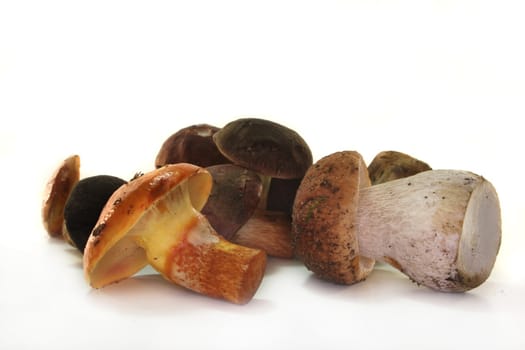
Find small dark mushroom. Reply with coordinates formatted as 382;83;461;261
63;175;127;253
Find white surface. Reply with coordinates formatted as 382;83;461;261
1;1;524;349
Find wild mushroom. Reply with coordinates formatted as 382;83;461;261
213;117;312;212
368;150;431;185
63;175;127;252
155;124;230;168
42;154;81;238
292;151;501;292
202;164;293;258
210;118;312;258
83;163;267;304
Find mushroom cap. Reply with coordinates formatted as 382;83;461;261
292;151;375;284
201;164;263;240
213;118;313;179
83;163;211;288
155;124;230;168
63;175;127;252
42;154;80;237
368;150;431;185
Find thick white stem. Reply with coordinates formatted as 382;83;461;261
356;170;501;292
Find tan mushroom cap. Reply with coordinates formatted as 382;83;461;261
84;163;266;304
42;154;81;237
292;151;375;284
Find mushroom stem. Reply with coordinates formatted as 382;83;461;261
356;170;501;292
131;182;267;304
257;174;272;210
233;209;293;258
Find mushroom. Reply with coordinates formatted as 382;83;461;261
211;118;312;258
368;150;431;185
202;164;293;258
42;154;81;238
213;117;313;212
292;151;501;292
155;124;230;168
83;163;267;304
63;175;127;252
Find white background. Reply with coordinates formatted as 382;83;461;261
1;1;524;349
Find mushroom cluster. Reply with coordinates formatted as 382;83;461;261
42;117;502;304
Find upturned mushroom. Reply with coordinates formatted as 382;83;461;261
42;154;81;238
368;150;431;185
202;164;293;258
83;163;267;304
292;151;501;292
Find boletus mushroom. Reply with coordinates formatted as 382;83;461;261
213;117;313;212
42;154;81;238
202;164;293;258
292;151;502;292
368;150;431;185
155;124;230;168
83;163;267;304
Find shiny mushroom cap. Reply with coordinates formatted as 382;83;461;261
213;118;313;179
292;151;375;284
83;163;266;304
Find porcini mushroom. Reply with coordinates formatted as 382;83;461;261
63;175;127;252
155;124;230;168
292;151;501;292
213;117;312;211
202;164;293;258
368;150;431;185
208;118;311;258
83;163;266;304
42;154;81;238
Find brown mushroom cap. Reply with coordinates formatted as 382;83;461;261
201;164;263;240
213;118;313;179
155;124;230;168
368;150;431;185
42;154;81;237
292;151;375;284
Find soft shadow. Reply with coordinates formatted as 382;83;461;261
264;256;303;276
87;272;274;316
302;263;496;311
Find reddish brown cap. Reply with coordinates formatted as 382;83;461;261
155;124;230;168
292;151;375;284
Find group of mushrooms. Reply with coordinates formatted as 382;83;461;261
42;118;502;304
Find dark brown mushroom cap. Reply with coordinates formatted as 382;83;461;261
201;164;263;240
213;118;313;179
292;151;375;284
155;124;231;168
368;150;431;185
